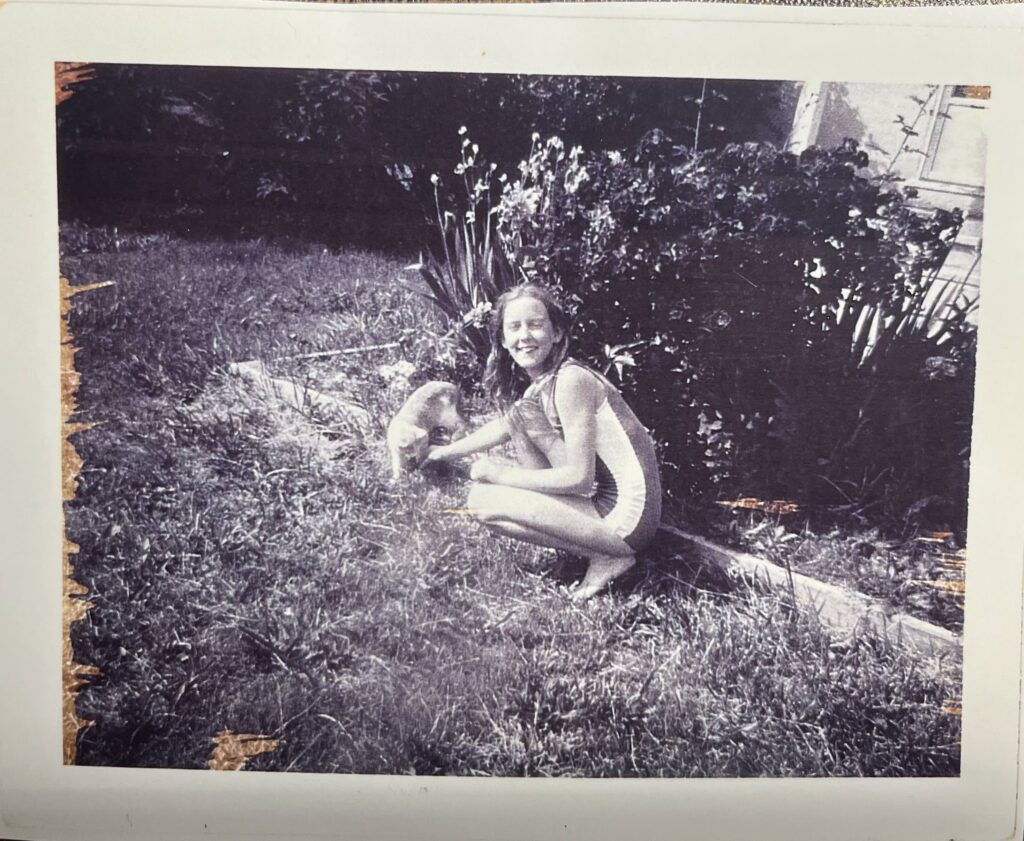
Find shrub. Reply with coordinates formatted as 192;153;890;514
496;133;976;532
58;67;796;253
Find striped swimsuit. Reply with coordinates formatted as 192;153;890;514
519;359;662;552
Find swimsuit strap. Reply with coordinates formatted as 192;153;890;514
562;358;617;390
544;358;610;423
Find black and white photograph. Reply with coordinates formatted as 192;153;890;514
55;63;984;778
5;3;1024;840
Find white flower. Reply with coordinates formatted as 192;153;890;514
430;173;439;186
532;131;540;142
472;144;479;155
564;165;590;195
458;126;468;136
462;301;494;327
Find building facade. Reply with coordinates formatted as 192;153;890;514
788;82;986;325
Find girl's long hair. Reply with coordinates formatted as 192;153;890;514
482;283;572;410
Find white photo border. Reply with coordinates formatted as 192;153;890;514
1;2;1023;840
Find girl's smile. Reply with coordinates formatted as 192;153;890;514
501;297;562;379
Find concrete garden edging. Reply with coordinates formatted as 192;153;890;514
658;525;962;662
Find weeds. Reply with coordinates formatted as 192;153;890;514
65;225;960;776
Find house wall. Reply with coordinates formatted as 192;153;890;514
789;81;985;322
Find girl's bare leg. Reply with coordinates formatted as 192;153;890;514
473;402;631;598
483;518;635;600
466;483;635;599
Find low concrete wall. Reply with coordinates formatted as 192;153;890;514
659;525;962;663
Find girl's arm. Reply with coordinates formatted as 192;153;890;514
424;415;511;463
473;367;599;495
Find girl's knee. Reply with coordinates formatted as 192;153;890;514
511;400;564;464
467;482;530;527
466;480;488;509
510;431;550;469
466;482;500;525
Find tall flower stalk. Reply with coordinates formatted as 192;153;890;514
409;129;515;364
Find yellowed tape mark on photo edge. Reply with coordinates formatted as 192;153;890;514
61;277;112;764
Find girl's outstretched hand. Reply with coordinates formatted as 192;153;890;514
422;445;447;467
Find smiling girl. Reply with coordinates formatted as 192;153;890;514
425;284;662;600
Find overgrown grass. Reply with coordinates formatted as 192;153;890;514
64;224;961;776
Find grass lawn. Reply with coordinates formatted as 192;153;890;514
63;225;962;776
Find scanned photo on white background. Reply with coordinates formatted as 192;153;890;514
4;4;1024;841
58;64;982;777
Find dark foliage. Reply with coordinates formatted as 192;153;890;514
56;65;795;251
494;135;975;532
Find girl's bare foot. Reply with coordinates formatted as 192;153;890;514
570;554;636;601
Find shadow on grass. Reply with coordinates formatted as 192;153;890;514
542;535;737;604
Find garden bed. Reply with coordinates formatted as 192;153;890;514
703;511;965;634
659;526;960;660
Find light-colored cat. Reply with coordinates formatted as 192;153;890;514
386;381;467;481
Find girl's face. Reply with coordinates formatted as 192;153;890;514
501;296;562;379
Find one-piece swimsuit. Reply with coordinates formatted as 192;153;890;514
519;358;661;552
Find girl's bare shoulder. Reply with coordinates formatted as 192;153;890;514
554;363;603;410
559;361;604;387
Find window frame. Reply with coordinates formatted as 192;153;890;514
911;84;989;198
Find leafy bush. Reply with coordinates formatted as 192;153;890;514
496;133;976;532
58;66;798;253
